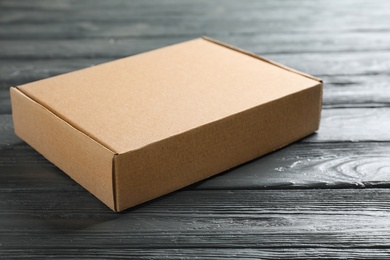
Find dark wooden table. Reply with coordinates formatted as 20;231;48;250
1;0;390;258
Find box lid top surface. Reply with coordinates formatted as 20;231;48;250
17;38;320;154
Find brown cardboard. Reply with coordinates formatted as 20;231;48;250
10;37;322;212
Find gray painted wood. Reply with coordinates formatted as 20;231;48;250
2;189;390;258
3;33;390;58
2;140;390;192
3;249;390;259
1;114;390;190
1;0;389;258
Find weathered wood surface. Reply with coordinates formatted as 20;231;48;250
2;139;390;192
1;0;390;258
2;189;390;259
1;110;390;190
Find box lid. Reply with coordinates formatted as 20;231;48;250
16;37;321;154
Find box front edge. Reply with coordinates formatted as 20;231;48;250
10;87;117;211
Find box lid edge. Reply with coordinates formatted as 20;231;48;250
201;36;322;83
12;86;118;154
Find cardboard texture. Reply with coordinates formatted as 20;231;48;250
10;37;323;212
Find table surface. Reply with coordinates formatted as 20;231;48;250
1;0;390;258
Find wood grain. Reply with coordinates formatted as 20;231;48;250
3;32;390;59
2;141;390;192
1;114;390;191
308;108;390;142
1;189;390;258
196;142;390;190
2;249;390;259
322;75;390;108
1;0;388;34
1;0;390;258
1;1;390;114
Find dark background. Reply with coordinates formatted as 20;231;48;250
1;0;390;258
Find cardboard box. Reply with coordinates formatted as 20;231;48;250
10;37;322;212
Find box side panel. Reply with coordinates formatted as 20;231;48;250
115;84;322;211
10;88;116;211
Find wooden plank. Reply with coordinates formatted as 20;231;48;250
322;75;390;108
1;189;390;256
2;249;390;259
3;18;390;40
1;31;390;54
1;0;389;258
265;52;390;77
0;38;184;59
1;113;390;191
307;108;390;142
2;141;390;192
2;37;390;61
0;0;389;35
2;9;390;42
196;142;390;190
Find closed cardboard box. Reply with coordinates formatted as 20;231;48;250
10;37;322;212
